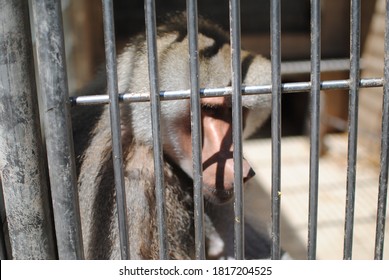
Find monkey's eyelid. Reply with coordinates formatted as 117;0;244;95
201;104;221;110
202;102;251;108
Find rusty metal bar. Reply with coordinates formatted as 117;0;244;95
31;0;84;260
0;0;56;259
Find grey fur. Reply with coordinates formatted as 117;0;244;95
73;14;271;259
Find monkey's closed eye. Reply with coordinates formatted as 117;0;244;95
201;104;228;117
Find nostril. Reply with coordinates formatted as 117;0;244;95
243;168;256;183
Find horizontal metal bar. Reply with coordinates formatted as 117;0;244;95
70;78;383;106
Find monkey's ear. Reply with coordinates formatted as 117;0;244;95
243;108;271;139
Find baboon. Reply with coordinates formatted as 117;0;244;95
72;13;274;260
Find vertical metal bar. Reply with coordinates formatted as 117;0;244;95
344;0;361;260
0;222;6;259
30;0;84;260
0;180;8;259
270;0;282;260
0;0;56;259
308;0;321;260
144;0;168;260
229;0;245;260
186;0;206;260
101;0;129;260
374;0;389;260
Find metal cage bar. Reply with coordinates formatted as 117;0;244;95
70;78;384;106
374;0;389;260
0;181;8;259
344;0;361;260
186;0;206;260
307;0;321;260
31;0;84;260
1;0;387;261
0;0;56;259
101;0;129;260
270;0;282;260
229;0;245;260
144;0;169;259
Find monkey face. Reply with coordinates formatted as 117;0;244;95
123;22;271;205
162;96;256;205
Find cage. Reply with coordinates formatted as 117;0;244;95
0;0;387;260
